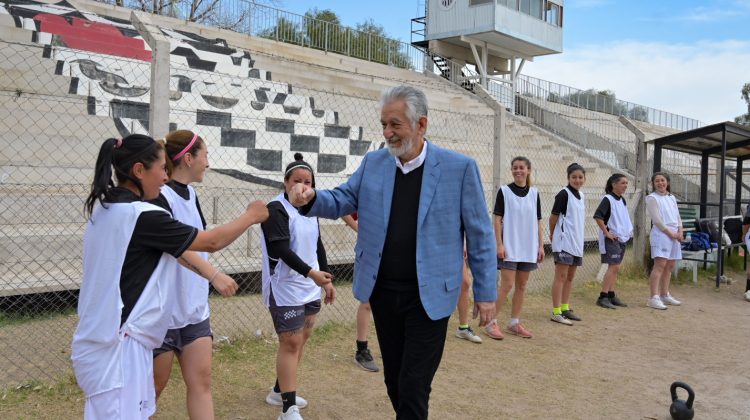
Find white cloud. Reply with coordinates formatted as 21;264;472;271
522;39;750;124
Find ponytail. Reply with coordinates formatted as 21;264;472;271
84;134;163;217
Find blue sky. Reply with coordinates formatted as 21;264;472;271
277;0;750;123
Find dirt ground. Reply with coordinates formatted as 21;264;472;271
2;269;749;419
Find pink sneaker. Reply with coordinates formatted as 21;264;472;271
484;320;504;340
507;322;533;338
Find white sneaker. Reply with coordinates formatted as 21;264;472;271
278;405;303;420
647;296;667;310
455;327;483;343
744;290;750;302
661;293;681;306
550;313;573;326
266;389;308;409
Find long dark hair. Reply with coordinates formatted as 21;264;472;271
84;134;163;216
650;171;671;193
605;173;628;194
567;162;586;178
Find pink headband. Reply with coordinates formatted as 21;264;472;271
114;138;123;148
172;133;198;161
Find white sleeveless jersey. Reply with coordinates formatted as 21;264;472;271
71;201;180;397
260;193;321;307
552;187;585;257
161;184;210;328
501;185;539;263
598;194;634;252
647;192;680;229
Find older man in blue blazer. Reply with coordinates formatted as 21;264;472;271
290;85;497;419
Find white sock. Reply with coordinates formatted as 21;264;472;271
652;295;660;300
509;318;519;326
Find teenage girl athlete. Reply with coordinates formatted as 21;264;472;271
645;172;683;310
549;163;586;325
260;153;336;420
341;213;381;372
742;204;750;302
594;173;633;309
71;134;267;419
486;156;543;340
150;130;222;418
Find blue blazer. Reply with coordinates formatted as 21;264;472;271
306;141;497;320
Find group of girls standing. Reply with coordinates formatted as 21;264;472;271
482;156;684;340
72;133;334;420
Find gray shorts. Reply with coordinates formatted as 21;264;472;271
601;238;627;265
268;289;321;334
553;251;583;267
498;259;538;272
153;318;212;357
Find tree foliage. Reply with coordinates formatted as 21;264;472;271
735;83;750;126
259;8;413;70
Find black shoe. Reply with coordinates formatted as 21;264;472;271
561;309;582;321
609;295;628;307
596;296;616;309
355;348;380;372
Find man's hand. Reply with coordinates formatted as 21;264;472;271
211;272;239;297
246;200;269;223
289;183;316;207
472;301;496;327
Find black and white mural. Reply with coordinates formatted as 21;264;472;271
1;0;377;188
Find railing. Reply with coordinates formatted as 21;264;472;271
103;0;703;132
516;74;705;131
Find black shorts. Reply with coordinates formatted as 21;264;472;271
268;289;322;334
553;251;583;267
498;259;538;272
601;238;627;265
153;318;213;357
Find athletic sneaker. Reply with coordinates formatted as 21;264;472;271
506;323;533;338
609;295;628;307
484;320;504;340
266;389;308;409
277;406;303;420
561;309;582;321
596;296;616;309
745;290;750;302
355;348;380;372
550;313;573;326
647;296;667;310
660;293;681;306
455;327;483;343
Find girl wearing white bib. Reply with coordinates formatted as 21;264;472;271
260;153;336;419
152;130;219;419
741;205;750;301
645;172;683;310
487;156;544;340
593;174;633;310
73;135;266;420
549;163;587;325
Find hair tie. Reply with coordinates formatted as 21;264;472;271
114;138;123;149
172;132;198;161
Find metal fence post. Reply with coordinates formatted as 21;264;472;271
324;22;329;52
368;33;371;61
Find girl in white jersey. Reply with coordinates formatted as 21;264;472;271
645;172;683;310
260;153;336;420
486;156;544;340
151;130;218;418
549;163;587;325
593;174;633;309
72;134;267;420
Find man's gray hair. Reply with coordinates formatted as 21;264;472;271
380;85;428;127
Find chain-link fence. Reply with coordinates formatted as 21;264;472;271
0;0;693;389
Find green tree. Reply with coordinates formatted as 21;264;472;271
735;83;750;126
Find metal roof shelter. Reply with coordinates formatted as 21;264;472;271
649;121;750;287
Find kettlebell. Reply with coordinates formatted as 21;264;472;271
669;381;695;420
